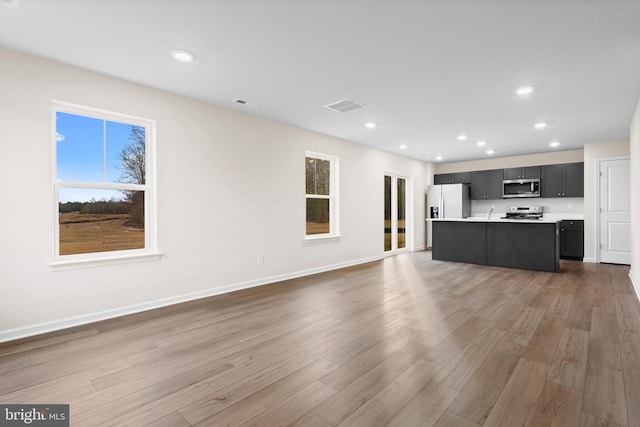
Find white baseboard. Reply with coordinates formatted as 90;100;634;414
413;245;426;252
0;254;384;343
583;257;597;263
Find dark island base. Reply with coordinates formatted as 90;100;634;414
432;221;560;272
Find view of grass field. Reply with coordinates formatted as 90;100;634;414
59;212;144;255
56;111;148;256
306;221;330;235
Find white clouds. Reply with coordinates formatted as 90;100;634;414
56;132;66;142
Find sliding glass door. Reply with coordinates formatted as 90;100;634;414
384;174;408;253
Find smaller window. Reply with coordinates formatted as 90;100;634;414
305;152;339;238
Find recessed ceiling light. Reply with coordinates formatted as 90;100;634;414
171;49;196;62
549;141;561;147
516;86;534;96
486;149;495;155
399;144;408;150
457;134;467;141
534;122;548;129
364;122;376;129
477;141;486;146
435;156;443;161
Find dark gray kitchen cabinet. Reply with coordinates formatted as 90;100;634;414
434;174;449;185
432;221;487;265
486;222;559;272
563;163;584;197
560;220;584;259
471;169;504;200
542;164;562;197
542;163;584;197
434;172;471;185
432;220;559;272
503;166;541;180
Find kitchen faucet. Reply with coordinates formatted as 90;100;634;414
487;207;494;220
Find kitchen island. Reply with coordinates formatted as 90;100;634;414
429;218;560;272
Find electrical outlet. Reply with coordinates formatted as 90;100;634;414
257;255;264;265
568;203;573;209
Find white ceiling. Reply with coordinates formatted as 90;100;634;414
1;0;640;163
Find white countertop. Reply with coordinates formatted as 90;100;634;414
543;213;584;220
426;217;562;224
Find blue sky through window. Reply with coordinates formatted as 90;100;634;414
56;112;144;202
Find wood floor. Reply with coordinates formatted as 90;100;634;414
1;253;639;427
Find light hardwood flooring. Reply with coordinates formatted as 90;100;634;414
1;253;639;427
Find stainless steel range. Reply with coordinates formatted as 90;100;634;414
504;205;543;220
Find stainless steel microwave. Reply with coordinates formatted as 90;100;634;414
503;178;540;198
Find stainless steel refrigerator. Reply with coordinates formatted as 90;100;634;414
427;183;471;248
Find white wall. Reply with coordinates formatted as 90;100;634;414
583;139;631;262
631;99;640;300
0;48;428;340
471;198;584;218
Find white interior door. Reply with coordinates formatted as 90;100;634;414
599;158;631;264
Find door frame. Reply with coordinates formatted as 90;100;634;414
596;156;631;264
384;173;412;255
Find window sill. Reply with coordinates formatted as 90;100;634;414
305;234;342;243
49;251;163;271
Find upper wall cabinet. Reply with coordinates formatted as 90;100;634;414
541;162;584;197
434;172;471;185
471;169;504;200
503;166;541;180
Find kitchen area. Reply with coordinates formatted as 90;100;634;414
427;162;584;272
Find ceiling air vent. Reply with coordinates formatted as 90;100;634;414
233;98;257;108
325;98;366;113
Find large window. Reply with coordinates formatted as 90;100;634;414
305;152;339;238
52;102;157;267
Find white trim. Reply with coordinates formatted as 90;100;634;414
407;178;414;251
52;101;158;265
305;234;343;243
0;254;383;343
52;100;153;128
595;158;600;263
384;249;407;258
305;151;340;238
413;245;427;252
49;251;162;271
583;257;597;263
55;181;146;191
305;151;335;163
384;173;411;254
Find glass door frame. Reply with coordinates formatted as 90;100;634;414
384;173;411;254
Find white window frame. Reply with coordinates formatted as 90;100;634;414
305;151;340;240
50;101;160;270
384;173;412;254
